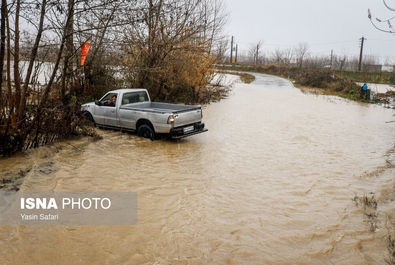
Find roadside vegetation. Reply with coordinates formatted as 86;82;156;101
336;70;395;85
353;192;395;265
216;70;255;84
353;193;378;232
389;236;395;265
0;0;226;156
238;73;256;84
352;144;395;265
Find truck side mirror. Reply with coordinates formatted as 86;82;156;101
95;100;102;106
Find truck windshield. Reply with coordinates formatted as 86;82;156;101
122;91;149;105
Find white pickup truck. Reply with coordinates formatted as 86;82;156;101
81;89;207;139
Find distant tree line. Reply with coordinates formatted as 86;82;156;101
229;41;390;72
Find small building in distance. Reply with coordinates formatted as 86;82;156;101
362;64;395;72
381;65;394;72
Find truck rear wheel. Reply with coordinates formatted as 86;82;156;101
137;124;155;140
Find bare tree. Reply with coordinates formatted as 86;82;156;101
0;0;6;114
213;37;229;63
295;42;309;68
368;1;395;33
339;55;347;71
272;48;293;66
273;48;283;65
303;55;327;69
0;0;136;154
282;48;293;65
123;0;227;103
248;41;263;64
18;0;48;121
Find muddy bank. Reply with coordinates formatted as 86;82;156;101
0;138;95;191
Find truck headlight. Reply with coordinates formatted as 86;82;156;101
167;115;175;124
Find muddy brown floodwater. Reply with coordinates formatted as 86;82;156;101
0;73;394;265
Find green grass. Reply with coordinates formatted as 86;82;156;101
216;70;256;84
239;73;255;84
336;70;395;85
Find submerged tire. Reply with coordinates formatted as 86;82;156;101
83;112;95;125
137;124;155;140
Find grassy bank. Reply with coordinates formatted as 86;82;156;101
216;70;256;84
218;64;392;103
336;70;395;85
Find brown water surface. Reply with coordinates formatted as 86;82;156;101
0;73;394;264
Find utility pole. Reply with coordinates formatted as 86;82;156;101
230;36;234;64
235;44;238;63
358;37;365;71
256;44;259;64
330;49;333;69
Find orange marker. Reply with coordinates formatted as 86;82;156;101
81;41;91;66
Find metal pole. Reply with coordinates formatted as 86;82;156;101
230;36;234;64
359;37;365;71
256;44;259;64
235;44;238;63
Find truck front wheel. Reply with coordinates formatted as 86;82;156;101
83;112;95;126
137;124;155;140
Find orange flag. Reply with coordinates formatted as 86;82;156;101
81;41;91;66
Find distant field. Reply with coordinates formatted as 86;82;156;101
218;64;395;85
336;70;395;85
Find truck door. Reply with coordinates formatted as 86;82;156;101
94;92;118;127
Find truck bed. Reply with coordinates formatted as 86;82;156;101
120;102;201;114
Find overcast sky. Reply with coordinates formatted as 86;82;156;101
224;0;395;62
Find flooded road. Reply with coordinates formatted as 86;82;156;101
0;73;394;264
